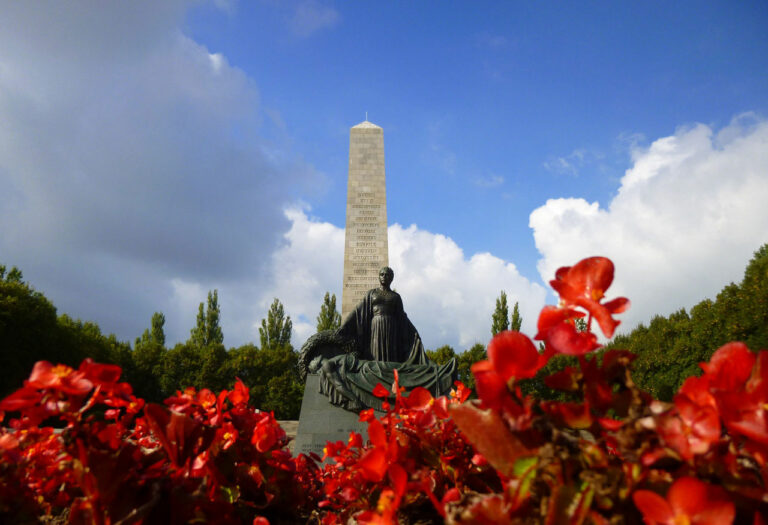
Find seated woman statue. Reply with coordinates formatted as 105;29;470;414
299;267;457;412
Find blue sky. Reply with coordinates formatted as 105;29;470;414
185;0;768;280
1;1;767;351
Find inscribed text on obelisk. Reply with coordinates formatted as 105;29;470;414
341;121;388;319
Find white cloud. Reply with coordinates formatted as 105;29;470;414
0;2;320;346
261;208;547;351
389;224;547;350
289;0;340;38
530;114;768;335
258;207;345;345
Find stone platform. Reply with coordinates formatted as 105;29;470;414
293;373;379;457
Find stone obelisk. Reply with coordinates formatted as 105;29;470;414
341;120;389;319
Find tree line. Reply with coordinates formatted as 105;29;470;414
0;267;500;419
5;245;762;417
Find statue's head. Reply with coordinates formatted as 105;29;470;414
379;266;394;287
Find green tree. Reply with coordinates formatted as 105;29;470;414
136;312;166;348
600;243;768;401
159;343;200;396
0;264;23;283
151;312;166;347
510;301;522;331
457;343;487;391
316;292;342;331
260;298;293;350
189;290;223;347
205;290;223;346
0;267;62;398
133;312;167;401
491;291;509;336
190;302;207;347
223;343;304;419
426;345;456;365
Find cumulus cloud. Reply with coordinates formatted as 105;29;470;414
530;113;768;334
0;2;320;345
262;208;547;351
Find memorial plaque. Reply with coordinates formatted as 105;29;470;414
341;121;389;319
293;374;375;458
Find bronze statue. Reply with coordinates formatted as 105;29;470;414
299;267;457;412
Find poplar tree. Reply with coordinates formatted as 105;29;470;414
150;312;166;346
189;290;223;347
316;292;342;331
136;312;166;348
510;301;522;332
491;290;510;336
204;290;223;345
259;298;293;350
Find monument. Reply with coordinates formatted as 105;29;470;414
293;120;456;457
341;120;389;319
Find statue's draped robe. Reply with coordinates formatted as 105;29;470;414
314;289;457;411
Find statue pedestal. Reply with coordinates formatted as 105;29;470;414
294;373;378;457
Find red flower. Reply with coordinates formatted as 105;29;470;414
488;331;550;382
471;360;508;411
373;383;390;398
78;358;121;386
549;256;629;338
143;403;215;467
0;387;43;412
28;361;93;395
700;342;755;392
228;377;250;405
359;408;376;422
403;387;434;410
633;477;734;524
717;350;768;445
451;381;471;403
535;305;599;356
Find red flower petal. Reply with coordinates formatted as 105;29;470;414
667;477;723;519
633;490;674;523
228;378;250;405
470;361;507;410
488;331;543;381
387;463;407;499
433;396;449;419
368;419;387;448
373;383;390;398
79;358;122;384
547;322;600;355
404;387;433;410
551;256;615;304
359;408;376;422
700;342;755;390
357;447;388;482
603;296;630;314
597;417;624;431
535;305;584;341
0;387;43;412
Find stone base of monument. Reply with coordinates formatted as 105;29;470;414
293;373;380;457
